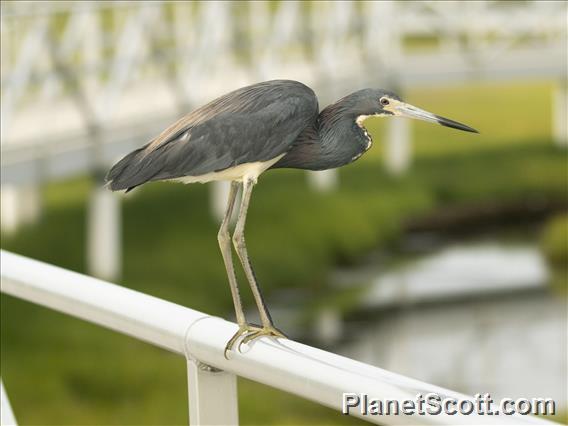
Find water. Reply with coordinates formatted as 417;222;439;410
326;233;567;410
338;242;549;309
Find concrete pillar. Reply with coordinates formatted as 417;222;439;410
384;117;411;175
553;80;568;147
307;170;339;192
87;187;121;281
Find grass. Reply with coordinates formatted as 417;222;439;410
1;80;567;425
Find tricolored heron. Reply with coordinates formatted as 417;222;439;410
106;80;477;356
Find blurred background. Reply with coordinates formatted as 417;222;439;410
1;1;567;425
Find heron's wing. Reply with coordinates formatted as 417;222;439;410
146;80;317;153
106;81;318;191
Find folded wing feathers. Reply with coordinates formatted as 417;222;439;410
105;80;318;192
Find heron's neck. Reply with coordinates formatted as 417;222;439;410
272;107;371;171
301;108;369;170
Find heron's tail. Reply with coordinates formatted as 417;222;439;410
105;146;150;193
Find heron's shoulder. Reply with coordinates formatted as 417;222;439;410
245;80;317;103
276;81;319;116
265;79;316;95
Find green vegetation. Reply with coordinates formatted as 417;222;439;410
542;214;568;267
541;214;568;295
546;411;568;426
1;80;567;425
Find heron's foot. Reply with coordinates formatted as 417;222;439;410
224;324;262;359
224;324;288;359
239;324;288;348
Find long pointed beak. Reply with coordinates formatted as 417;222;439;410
392;101;478;133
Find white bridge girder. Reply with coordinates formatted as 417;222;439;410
1;1;566;277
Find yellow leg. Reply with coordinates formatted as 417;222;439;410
224;178;289;358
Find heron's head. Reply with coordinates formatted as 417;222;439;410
344;89;478;133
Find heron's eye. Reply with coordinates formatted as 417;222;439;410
380;97;390;106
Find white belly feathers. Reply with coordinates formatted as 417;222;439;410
173;153;285;185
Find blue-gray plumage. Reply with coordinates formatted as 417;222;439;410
106;79;477;356
107;80;318;191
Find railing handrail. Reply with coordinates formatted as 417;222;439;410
0;250;554;425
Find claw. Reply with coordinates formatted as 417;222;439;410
224;324;262;359
224;324;288;358
238;325;288;351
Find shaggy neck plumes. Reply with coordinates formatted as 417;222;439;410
272;101;371;171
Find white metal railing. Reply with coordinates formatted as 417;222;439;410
0;380;17;426
0;250;556;425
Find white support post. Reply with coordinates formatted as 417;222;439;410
210;181;230;222
1;185;21;235
314;307;343;346
0;379;18;426
384;117;411;175
0;184;41;235
87;187;121;281
83;3;102;101
19;184;42;225
249;1;271;80
172;2;194;105
553;80;568;147
187;359;238;426
307;170;338;192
